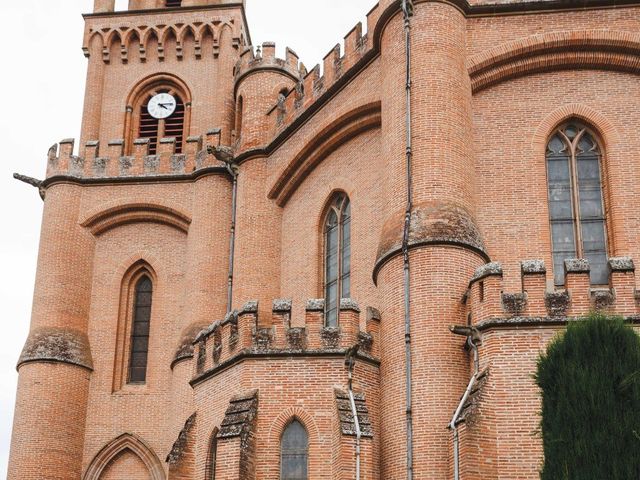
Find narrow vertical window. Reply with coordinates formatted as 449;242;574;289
280;420;308;480
128;275;152;383
324;194;351;327
235;96;244;140
205;430;218;480
547;122;608;285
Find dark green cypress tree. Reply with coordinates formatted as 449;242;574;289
536;313;640;479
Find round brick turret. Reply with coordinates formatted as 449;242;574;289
233;43;300;152
232;43;299;320
8;184;95;480
375;2;487;478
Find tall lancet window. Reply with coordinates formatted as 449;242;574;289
546;122;608;286
280;420;309;480
128;275;153;383
324;193;351;327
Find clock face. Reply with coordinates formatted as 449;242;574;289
147;93;177;119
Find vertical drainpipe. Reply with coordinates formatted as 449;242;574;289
448;326;482;480
226;162;238;314
401;1;415;479
207;137;238;315
345;345;362;480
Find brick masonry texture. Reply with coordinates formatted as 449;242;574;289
7;0;640;478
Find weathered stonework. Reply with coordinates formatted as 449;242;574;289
18;327;93;371
545;291;571;317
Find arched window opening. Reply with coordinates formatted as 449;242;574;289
204;429;218;480
166;0;182;7
235;96;244;141
138;88;185;155
546;122;608;286
324;193;351;327
128;275;153;384
280;420;309;480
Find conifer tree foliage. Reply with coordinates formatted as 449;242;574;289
536;313;640;479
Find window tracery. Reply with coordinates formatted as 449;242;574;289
546;122;608;285
323;193;351;327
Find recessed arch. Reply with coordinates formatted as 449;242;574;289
81;202;191;236
468;30;640;93
83;433;165;480
268;102;381;207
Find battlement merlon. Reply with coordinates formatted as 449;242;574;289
466;258;640;326
45;133;228;181
233;43;305;86
191;298;380;381
92;0;246;15
262;11;379;136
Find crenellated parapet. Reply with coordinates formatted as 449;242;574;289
191;298;380;382
233;4;382;141
466;258;640;328
263;6;381;136
234;43;305;85
45;132;226;181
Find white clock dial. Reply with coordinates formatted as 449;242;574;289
147;93;177;119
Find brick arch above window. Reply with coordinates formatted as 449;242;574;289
268;408;320;453
83;433;165;480
532;104;619;153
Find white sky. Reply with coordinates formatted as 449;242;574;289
0;0;375;475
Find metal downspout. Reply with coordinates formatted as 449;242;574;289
346;345;362;480
448;327;481;480
401;1;415;479
226;163;238;314
207;133;238;315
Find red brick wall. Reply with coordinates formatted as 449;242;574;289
9;1;640;479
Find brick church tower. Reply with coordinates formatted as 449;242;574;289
8;0;640;478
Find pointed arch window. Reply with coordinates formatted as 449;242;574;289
128;275;153;383
205;429;218;480
324;193;351;327
280;420;309;480
546;122;608;286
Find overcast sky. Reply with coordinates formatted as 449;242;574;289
0;0;375;475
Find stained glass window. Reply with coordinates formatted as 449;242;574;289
546;123;608;285
128;275;152;383
281;420;308;480
324;194;351;327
